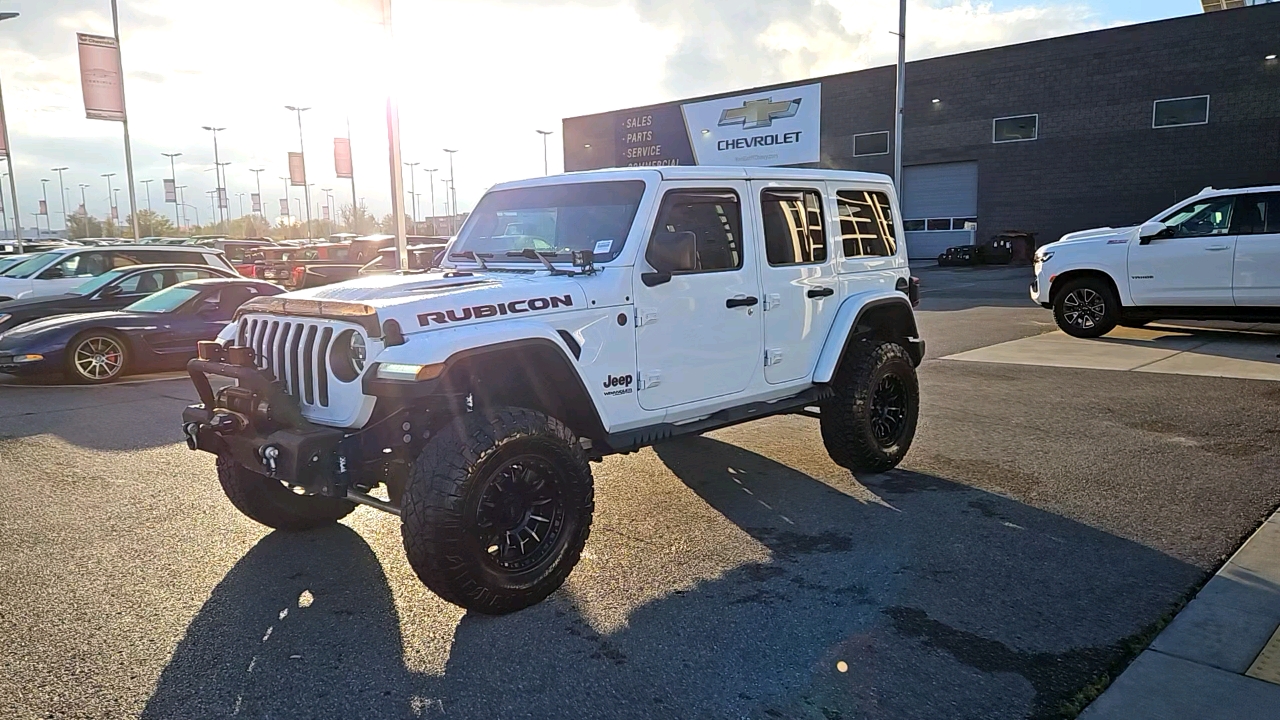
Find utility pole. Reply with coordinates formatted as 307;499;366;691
162;152;182;228
893;0;907;196
536;130;553;175
443;148;458;234
285;105;312;238
52;167;69;232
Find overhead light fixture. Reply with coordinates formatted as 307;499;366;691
701;129;710;134
931;98;941;104
583;144;591;149
1267;54;1277;60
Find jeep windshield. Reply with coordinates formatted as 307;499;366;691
450;180;645;264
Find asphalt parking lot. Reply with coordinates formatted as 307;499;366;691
4;264;1280;720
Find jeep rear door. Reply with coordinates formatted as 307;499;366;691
633;182;763;410
1230;192;1280;306
751;182;840;385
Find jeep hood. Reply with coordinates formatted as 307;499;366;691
278;269;587;333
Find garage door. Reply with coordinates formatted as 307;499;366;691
902;162;978;260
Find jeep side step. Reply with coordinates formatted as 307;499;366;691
604;385;834;453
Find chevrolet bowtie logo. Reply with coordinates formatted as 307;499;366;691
718;97;802;130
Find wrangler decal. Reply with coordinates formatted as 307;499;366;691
417;294;574;326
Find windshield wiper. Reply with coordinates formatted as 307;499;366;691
506;249;573;275
449;250;492;270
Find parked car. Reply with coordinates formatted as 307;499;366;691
1031;185;1280;337
0;254;34;275
251;242;364;290
188;238;276;273
0;263;238;334
357;242;449;275
0;245;236;301
0;278;281;383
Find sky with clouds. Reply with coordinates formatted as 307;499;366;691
0;0;1201;232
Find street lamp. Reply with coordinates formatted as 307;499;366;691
78;183;90;219
40;178;50;235
1;172;9;240
284;105;313;238
202;126;226;226
0;11;23;251
237;192;246;219
443;148;458;234
321;187;333;226
176;185;188;229
536;130;553;175
279;176;292;223
52;167;69;232
250;168;265;217
403;161;419;227
102;173;117;237
139;178;152;215
425;168;438;233
162;152;183;228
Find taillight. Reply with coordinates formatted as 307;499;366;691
291;266;306;287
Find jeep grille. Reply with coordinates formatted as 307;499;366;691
237;317;336;408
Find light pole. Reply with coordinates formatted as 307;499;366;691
0;173;7;240
440;178;452;234
536;130;553;175
425;168;438;234
403;162;419;230
443;148;458;234
162;152;182;228
176;185;188;229
284;105;313;238
52;167;69;232
180;201;198;228
321;187;333;228
78;183;89;219
216;161;232;229
237;192;246;219
202;126;226;226
893;0;906;196
279;176;292;223
250;168;265;218
40;178;50;235
102;173;116;236
1;11;25;251
113;188;121;230
139;178;152;215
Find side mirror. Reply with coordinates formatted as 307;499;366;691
1138;221;1167;245
99;285;123;298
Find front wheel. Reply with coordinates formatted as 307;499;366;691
821;341;920;473
66;331;128;384
401;408;594;615
1053;278;1118;338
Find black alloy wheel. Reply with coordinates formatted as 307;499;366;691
1053;277;1118;338
475;456;567;573
1061;287;1107;331
869;374;909;448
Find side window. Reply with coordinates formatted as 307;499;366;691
224;246;247;262
646;190;743;273
116;270;166;295
836;190;898;258
1231;193;1280;235
40;253;84;279
108;252;142;269
1160;197;1234;238
172;269;214;285
761;189;827;265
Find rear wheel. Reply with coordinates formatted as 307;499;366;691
821;341;920;473
216;455;356;531
1053;277;1118;338
66;331;128;384
401;408;594;615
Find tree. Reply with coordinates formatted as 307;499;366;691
68;213;104;240
125;209;176;238
340;201;376;235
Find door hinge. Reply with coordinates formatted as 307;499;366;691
638;371;662;390
765;348;784;367
635;307;658;327
763;293;782;311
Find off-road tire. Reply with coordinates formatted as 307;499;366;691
1053;277;1118;338
216;455;356;531
401;408;594;615
821;341;919;473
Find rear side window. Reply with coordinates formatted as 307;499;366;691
761;189;827;266
647;190;743;272
116;270;167;294
836;190;898;258
1231;193;1280;235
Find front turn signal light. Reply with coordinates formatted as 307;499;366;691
375;362;445;382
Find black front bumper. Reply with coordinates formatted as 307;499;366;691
182;358;355;497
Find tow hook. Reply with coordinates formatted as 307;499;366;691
259;444;281;476
182;422;200;451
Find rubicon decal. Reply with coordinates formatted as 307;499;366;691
417;295;573;326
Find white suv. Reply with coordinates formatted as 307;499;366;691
1031;185;1280;337
181;167;924;614
0;245;236;301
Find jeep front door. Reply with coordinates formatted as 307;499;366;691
1128;196;1236;306
633;184;762;411
752;183;839;385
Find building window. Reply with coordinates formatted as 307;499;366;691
902;219;926;232
1153;96;1209;128
852;131;890;157
836;190;897;257
926;219;952;231
761;189;827;266
904;218;977;232
993;114;1038;143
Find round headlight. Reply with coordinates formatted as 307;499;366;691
329;329;367;383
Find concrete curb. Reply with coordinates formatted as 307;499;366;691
1080;510;1280;719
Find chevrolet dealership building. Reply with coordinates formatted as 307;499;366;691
562;4;1280;259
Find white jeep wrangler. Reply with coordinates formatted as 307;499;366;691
182;167;924;614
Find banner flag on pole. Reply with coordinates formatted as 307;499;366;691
288;152;306;186
251;193;261;214
77;34;126;122
334;138;353;178
110;206;118;220
217;188;228;209
78;203;86;216
322;205;330;220
38;200;47;215
279;198;290;215
164;179;176;203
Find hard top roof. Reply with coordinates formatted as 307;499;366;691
489;165;894;193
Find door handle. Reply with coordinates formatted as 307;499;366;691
1205;245;1230;251
806;287;835;298
725;296;759;309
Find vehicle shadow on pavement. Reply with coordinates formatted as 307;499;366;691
141;525;424;719
415;437;1201;720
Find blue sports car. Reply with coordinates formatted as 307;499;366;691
0;278;282;383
